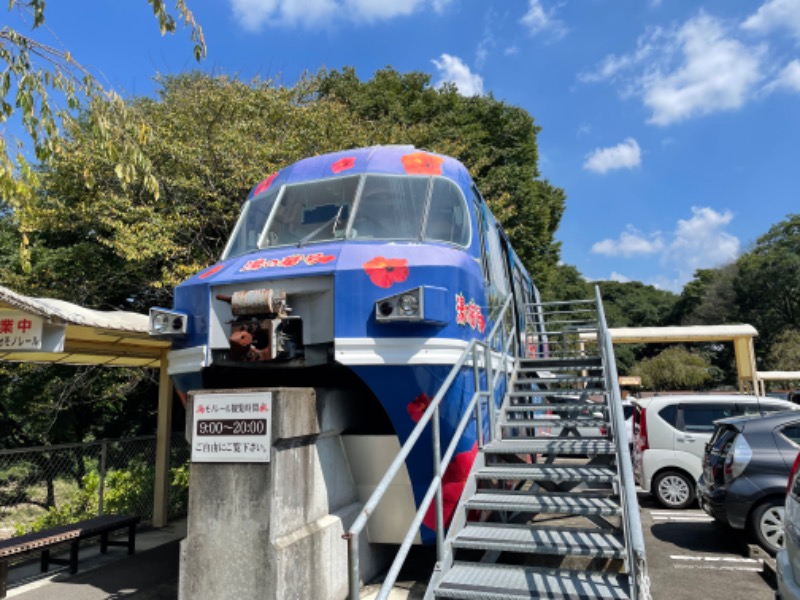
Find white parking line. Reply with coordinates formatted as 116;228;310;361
651;511;713;522
670;554;763;572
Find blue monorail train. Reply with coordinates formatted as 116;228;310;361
151;145;542;543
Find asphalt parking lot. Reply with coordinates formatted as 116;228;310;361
639;492;776;600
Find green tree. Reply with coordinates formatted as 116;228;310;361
317;67;566;280
671;264;739;326
632;346;713;391
735;214;800;348
538;262;591;302
767;329;800;376
1;0;205;271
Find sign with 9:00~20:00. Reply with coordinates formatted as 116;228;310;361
191;391;272;463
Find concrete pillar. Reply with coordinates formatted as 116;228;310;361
179;387;388;600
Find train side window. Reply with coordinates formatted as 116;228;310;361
471;188;490;286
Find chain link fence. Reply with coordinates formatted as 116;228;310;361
0;434;190;540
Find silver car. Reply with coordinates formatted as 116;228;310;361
778;451;800;599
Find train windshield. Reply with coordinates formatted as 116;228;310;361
223;174;470;258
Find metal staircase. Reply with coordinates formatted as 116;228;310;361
344;289;650;600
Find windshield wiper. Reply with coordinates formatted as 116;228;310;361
297;206;344;248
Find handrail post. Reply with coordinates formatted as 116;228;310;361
432;405;445;562
484;344;496;440
347;533;359;600
473;345;484;449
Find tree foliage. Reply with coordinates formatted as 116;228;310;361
1;0;205;271
317;67;566;279
632;346;713;391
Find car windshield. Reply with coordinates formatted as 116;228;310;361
222;174;470;257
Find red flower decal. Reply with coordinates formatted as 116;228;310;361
331;156;356;174
423;442;478;530
401;152;444;175
199;264;224;280
196;404;205;414
363;256;409;288
407;393;432;423
253;171;279;196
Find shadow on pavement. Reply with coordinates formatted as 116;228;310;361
12;541;179;600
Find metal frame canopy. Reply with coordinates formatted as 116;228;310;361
580;324;760;393
0;284;174;526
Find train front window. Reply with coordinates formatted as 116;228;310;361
223;186;282;259
224;173;471;256
350;175;428;240
263;176;360;247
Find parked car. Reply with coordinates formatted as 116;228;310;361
632;395;797;509
777;451;800;599
697;410;800;555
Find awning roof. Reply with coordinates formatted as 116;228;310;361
0;285;170;368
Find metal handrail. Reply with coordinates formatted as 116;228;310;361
593;285;650;600
344;294;516;600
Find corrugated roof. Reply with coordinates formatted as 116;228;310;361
0;285;170;367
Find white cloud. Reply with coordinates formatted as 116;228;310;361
520;0;567;40
583;138;642;174
644;14;766;125
742;0;800;41
610;272;631;283
767;59;800;93
229;0;452;29
665;207;740;280
579;12;766;126
591;207;740;290
432;54;484;96
592;226;664;257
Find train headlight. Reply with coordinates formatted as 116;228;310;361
398;293;420;316
149;308;189;336
375;287;447;325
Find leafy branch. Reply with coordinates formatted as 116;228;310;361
1;0;205;270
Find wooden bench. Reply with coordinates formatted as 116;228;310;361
0;514;140;598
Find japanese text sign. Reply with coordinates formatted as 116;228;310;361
0;312;43;351
191;391;272;463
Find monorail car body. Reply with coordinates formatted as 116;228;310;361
154;145;539;543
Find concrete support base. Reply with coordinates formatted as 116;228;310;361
179;387;389;600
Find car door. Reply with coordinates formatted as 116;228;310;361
676;402;736;465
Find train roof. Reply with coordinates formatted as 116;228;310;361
246;145;473;200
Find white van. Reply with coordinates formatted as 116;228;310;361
632;394;797;509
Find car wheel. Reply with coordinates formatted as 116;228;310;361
653;470;695;509
749;499;785;555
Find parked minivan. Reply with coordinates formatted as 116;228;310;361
632;395;797;509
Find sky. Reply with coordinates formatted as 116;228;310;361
6;0;800;293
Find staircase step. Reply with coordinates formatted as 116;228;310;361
516;376;606;386
465;491;621;516
475;464;616;483
500;418;607;429
505;403;604;414
435;563;631;599
518;356;603;373
453;524;627;558
510;389;607;397
485;439;616;456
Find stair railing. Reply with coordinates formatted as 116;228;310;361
594;285;652;600
343;294;518;600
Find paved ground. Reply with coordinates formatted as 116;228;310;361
640;493;776;600
5;496;780;599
